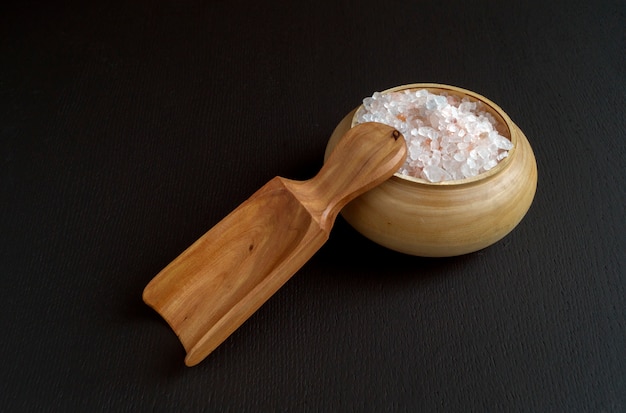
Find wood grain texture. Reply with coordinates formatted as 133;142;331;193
143;123;406;365
1;0;624;411
325;84;538;256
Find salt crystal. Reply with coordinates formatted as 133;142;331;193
460;163;473;178
442;142;455;154
355;88;513;182
425;98;437;111
459;101;474;112
417;126;432;137
491;132;514;150
418;153;430;164
422;165;452;183
477;146;491;160
430;139;439;151
484;159;498;170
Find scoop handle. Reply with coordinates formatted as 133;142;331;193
143;122;406;366
289;122;406;231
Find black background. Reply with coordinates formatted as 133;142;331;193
1;0;624;411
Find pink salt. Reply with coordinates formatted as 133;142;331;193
354;89;513;182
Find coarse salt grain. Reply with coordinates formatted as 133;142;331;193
354;89;513;182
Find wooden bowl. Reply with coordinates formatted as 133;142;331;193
324;83;537;257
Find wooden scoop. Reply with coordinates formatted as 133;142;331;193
143;122;407;366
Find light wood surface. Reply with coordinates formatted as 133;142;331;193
325;84;538;257
143;123;407;366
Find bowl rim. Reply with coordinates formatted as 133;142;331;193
351;83;518;186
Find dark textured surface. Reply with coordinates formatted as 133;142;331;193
1;0;624;411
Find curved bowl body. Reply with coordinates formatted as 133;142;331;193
325;83;538;257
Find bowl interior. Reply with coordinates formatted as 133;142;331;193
351;84;516;186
